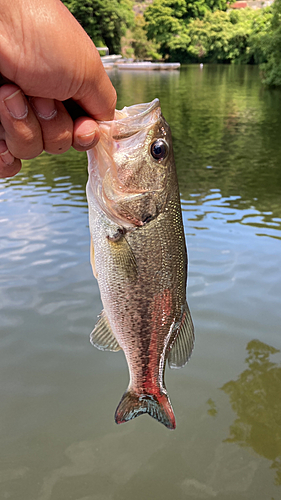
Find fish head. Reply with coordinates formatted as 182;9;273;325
87;99;175;227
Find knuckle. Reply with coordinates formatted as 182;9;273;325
45;129;73;154
9;142;43;160
6;123;43;159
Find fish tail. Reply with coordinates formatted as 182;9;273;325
114;389;176;430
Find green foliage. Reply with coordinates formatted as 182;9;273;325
62;0;134;54
121;13;162;60
260;0;281;86
186;8;273;64
131;14;162;60
144;1;190;60
144;1;273;64
144;0;227;59
246;6;273;64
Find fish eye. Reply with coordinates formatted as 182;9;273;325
150;139;168;161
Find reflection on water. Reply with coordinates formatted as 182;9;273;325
221;340;281;485
1;65;281;499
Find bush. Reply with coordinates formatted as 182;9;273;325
144;0;227;60
144;2;273;64
62;0;134;54
260;0;281;86
184;8;273;64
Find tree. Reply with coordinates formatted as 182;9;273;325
144;0;227;60
62;0;134;54
186;8;272;64
131;14;162;60
260;0;281;86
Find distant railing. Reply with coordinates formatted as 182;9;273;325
96;47;109;55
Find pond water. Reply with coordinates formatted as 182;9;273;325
1;65;281;500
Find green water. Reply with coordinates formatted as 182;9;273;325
1;65;281;499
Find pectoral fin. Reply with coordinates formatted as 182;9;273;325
168;302;194;369
90;310;121;352
107;235;137;281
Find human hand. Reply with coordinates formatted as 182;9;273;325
0;0;117;178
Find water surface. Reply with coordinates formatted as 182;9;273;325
1;65;281;499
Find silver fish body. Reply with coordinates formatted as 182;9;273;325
86;99;194;429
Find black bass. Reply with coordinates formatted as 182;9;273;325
86;99;194;430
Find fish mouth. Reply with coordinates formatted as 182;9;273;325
87;99;165;227
114;98;160;120
98;98;161;140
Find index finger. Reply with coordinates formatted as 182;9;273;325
71;46;117;122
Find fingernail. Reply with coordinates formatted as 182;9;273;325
0;149;14;165
77;131;96;148
31;97;57;120
4;89;28;119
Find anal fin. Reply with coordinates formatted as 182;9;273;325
90;310;121;352
168;301;194;369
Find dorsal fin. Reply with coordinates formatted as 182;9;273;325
90;310;121;352
168;302;194;369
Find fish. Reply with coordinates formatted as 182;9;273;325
86;98;194;430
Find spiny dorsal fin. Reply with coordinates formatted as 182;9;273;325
168;302;194;369
90;310;121;352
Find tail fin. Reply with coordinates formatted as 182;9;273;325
114;389;176;430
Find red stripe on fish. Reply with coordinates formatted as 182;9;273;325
143;289;173;394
